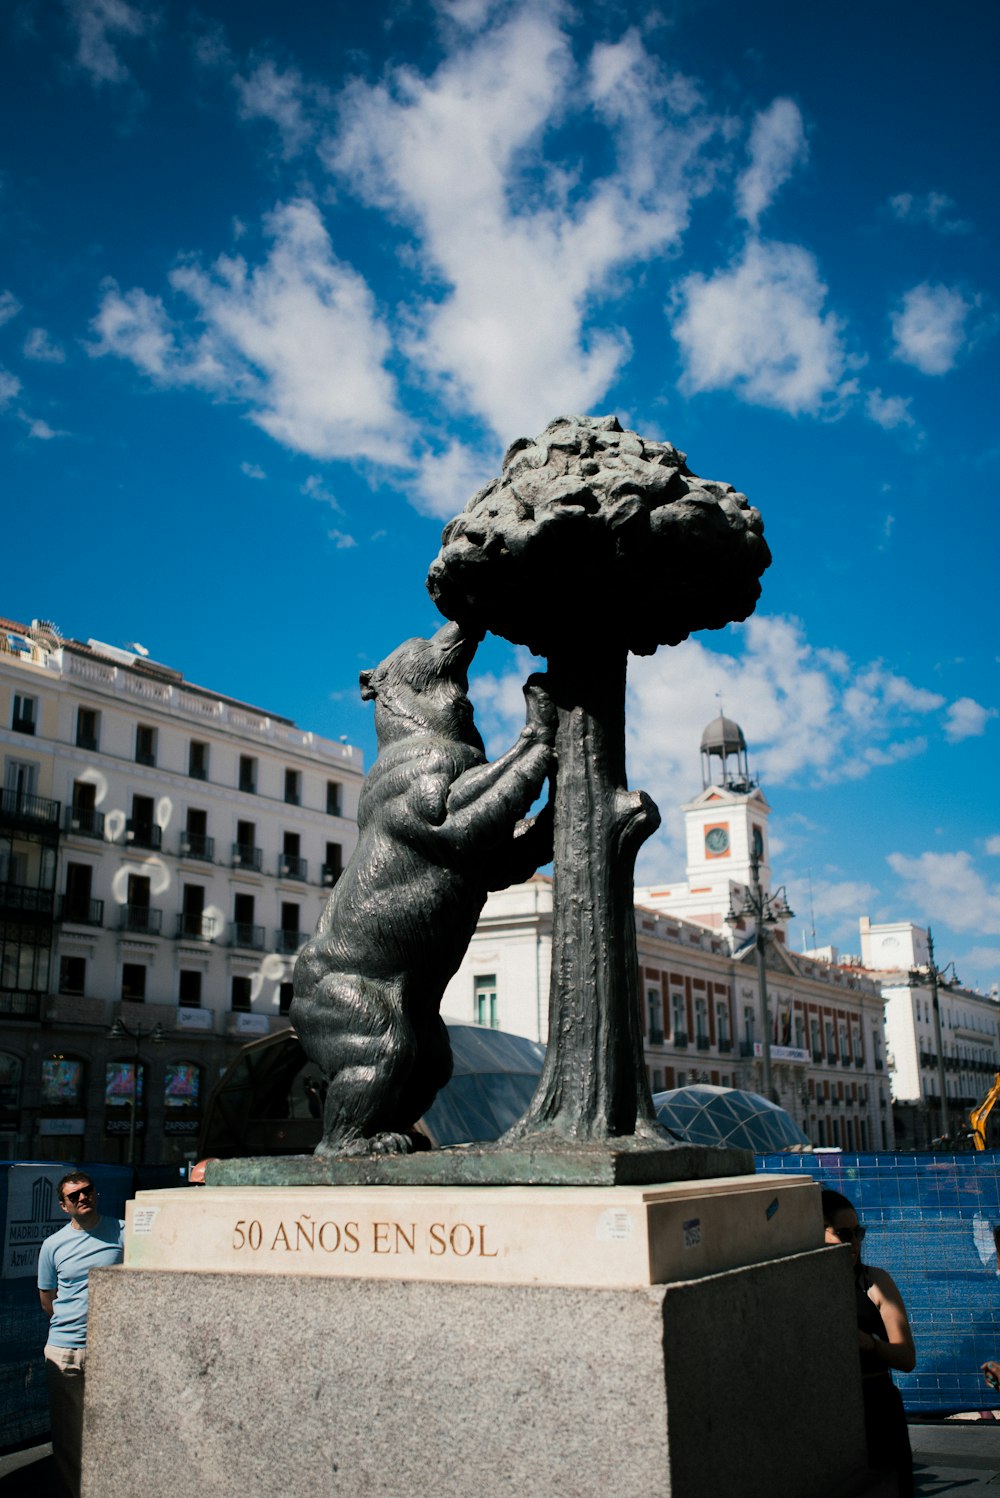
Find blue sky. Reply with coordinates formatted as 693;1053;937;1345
2;0;998;988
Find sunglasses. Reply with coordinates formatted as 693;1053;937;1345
62;1186;94;1204
830;1225;866;1245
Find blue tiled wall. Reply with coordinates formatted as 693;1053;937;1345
757;1152;1000;1415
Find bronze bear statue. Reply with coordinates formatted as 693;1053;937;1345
291;620;555;1156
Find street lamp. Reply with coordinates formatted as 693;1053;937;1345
726;853;794;1104
908;928;960;1143
108;1016;165;1166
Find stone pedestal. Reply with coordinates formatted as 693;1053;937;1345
82;1177;870;1498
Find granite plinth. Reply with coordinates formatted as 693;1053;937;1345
124;1174;818;1288
203;1139;752;1187
83;1245;869;1498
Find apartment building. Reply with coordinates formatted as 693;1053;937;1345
858;917;1000;1148
0;615;363;1165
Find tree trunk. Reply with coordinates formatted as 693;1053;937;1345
508;640;667;1142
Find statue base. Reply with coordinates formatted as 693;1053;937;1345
81;1177;871;1497
204;1139;752;1188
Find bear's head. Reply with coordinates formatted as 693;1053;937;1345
360;621;485;753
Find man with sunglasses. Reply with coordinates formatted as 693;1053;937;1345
37;1173;125;1498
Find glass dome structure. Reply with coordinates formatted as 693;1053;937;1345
652;1084;810;1152
197;1023;545;1158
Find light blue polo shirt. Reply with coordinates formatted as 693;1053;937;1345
37;1215;126;1348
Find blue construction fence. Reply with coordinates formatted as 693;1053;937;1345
756;1151;1000;1416
1;1161;184;1452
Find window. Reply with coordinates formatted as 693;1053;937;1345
178;970;202;1008
121;963;146;1002
76;707;99;751
672;994;687;1045
652;1069;664;1093
233;893;258;948
239;755;256;794
474;973;498;1029
234;819;258;870
323;843;343;886
63;863;94;922
59;956;86;995
281;831;306;880
695;998;708;1047
794;1013;805;1050
128;794;160;850
135;724;156;766
70;780;100;836
326;782;341;817
647;989;663;1043
164;1063;200;1108
284;768;301;805
4;759;37;805
279;981;294;1016
11;694;36;735
716;1001;730;1047
752;824;764;859
743;1006;755;1044
0;1052;22;1109
40;1056;85;1107
184;807;212;860
188;741;209;780
825;1020;835;1058
180;884;206;940
231;976;253;1012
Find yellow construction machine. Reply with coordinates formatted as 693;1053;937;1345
970;1072;1000;1150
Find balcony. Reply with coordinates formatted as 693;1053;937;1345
0;883;55;919
874;1059;884;1070
673;1031;689;1049
175;913;218;942
180;832;214;862
321;863;342;887
717;1038;732;1053
648;1026;664;1045
135;748;156;767
696;1035;710;1051
854;1057;865;1068
0;788;60;832
126;820;162;851
0;989;41;1020
230;922;265;951
57;896;104;927
118;905;163;935
11;713;35;735
739;1040;755;1058
278;854;308;882
76;732;98;752
65;805;105;839
275;929;306;955
812;1049;824;1063
231;843;262;872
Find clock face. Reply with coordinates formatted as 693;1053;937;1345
705;825;730;856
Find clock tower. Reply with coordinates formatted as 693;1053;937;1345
683;715;772;899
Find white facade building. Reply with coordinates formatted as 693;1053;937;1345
0;615;364;1164
444;716;892;1151
858;917;1000;1147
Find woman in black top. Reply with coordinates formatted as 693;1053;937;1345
822;1189;916;1497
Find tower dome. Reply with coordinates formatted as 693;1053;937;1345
700;715;753;791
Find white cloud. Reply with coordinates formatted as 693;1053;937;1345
471;613;959;879
890;282;973;375
326;12;725;439
23;327;67;363
671;238;855;415
735;98;808;229
0;291;21;327
0;367;22;408
412;439;496;519
65;0;154;86
986;837;1000;857
240;461;266;480
887;191;971;235
886;850;1000;938
90;199;409;465
944;697;997;743
865;388;915;431
327;528;358;550
232;58;329;158
301;473;343;512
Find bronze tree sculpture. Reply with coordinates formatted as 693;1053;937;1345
427;415;771;1147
